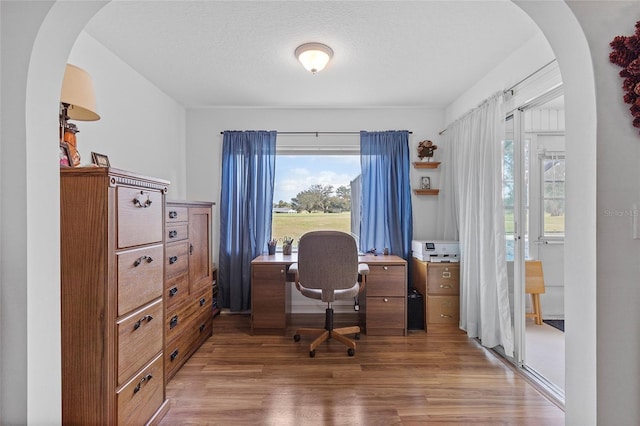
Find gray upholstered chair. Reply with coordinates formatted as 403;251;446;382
290;230;369;357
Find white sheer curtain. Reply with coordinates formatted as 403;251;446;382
437;93;513;356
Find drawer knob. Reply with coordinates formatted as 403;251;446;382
168;210;178;219
132;192;152;208
199;298;207;307
170;349;179;361
383;266;388;270
168;287;178;297
442;272;451;278
199;323;206;333
280;269;285;274
133;314;153;330
169;255;178;265
169;315;179;329
168;230;178;239
133;374;153;394
383;298;389;303
133;255;153;267
440;284;453;289
440;314;452;318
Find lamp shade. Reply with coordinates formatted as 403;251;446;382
295;43;333;74
60;64;100;121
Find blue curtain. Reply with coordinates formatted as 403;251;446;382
219;130;276;311
360;131;413;265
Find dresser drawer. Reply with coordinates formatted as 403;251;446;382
166;223;188;243
366;296;406;335
427;295;460;324
117;353;164;426
117;300;163;386
165;241;189;283
427;264;460;295
117;245;164;316
165;206;188;224
366;265;405;297
165;286;212;345
117;186;163;249
165;318;212;380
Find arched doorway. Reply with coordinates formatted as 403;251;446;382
9;1;596;423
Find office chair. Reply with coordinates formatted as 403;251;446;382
290;231;369;357
525;260;546;325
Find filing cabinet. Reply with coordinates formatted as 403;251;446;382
61;167;169;425
412;258;460;330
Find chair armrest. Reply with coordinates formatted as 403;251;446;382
358;263;369;276
289;263;301;291
358;263;369;293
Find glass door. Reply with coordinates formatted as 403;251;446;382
503;91;566;405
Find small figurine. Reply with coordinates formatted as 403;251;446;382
417;140;438;161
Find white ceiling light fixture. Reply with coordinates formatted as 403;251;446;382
295;42;333;74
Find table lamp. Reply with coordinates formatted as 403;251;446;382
60;64;100;166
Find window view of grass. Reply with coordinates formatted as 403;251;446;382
272;212;351;248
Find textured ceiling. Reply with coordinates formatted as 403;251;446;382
84;1;541;108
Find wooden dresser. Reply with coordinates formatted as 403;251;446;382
60;167;169;425
412;258;460;330
164;200;215;382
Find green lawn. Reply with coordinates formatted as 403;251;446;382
272;212;351;246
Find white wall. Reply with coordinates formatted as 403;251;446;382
68;31;188;199
186;107;445;269
566;1;640;424
446;32;556;125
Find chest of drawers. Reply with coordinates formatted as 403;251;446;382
61;167;169;425
164;200;214;382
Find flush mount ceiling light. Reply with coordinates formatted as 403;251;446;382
295;42;333;74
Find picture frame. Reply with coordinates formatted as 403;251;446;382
59;142;72;167
420;176;431;189
91;152;111;167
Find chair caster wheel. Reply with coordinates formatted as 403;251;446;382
309;350;315;358
293;334;301;342
347;348;355;356
354;333;360;340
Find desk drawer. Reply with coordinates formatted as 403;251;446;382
117;186;163;249
366;265;405;297
117;353;164;426
117;245;164;316
366;296;405;335
117;300;163;386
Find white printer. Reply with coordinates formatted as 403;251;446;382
411;240;460;262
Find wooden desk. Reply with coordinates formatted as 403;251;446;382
251;253;407;336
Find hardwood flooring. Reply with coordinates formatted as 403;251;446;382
160;313;564;425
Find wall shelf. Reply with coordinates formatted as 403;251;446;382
413;161;440;169
413;189;440;196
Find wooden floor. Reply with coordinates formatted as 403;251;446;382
160;313;564;425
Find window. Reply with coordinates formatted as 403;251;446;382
540;151;565;239
272;154;361;250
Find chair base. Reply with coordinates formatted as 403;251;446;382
294;307;360;357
